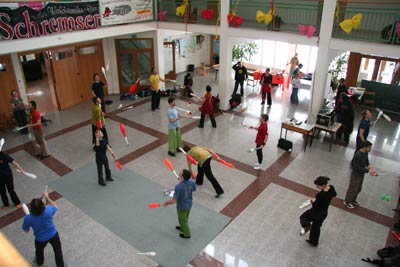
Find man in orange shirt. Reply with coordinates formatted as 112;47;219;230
27;101;50;160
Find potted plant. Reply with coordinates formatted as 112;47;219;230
328;52;349;89
232;41;259;62
268;15;284;31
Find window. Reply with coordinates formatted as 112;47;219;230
79;46;98;55
0;63;7;72
55;50;73;61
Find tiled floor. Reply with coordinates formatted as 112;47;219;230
1;71;399;267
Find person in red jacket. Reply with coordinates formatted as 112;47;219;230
27;101;50;160
198;85;216;128
249;114;269;170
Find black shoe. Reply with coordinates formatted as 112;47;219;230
195;182;203;186
197;125;204;128
212;125;217;128
215;193;224;199
106;178;114;181
152;109;156;112
175;226;182;231
306;240;317;247
36;154;41;158
98;182;106;186
176;149;182;153
261;101;265;105
179;233;190;238
168;151;176;157
40;155;50;160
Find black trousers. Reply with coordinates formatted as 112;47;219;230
199;114;216;128
196;158;224;195
300;209;328;246
35;232;65;267
337;125;351;143
96;156;111;184
256;144;263;164
91;126;108;145
262;92;272;105
151;90;160;110
13;109;28;134
0;175;21;207
233;80;245;95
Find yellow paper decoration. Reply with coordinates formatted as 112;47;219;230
339;13;362;34
256;9;274;26
176;0;188;17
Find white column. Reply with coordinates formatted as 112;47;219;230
155;29;166;90
218;0;232;110
102;38;119;94
10;53;28;103
308;0;337;123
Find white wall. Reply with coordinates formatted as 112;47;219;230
167;33;210;74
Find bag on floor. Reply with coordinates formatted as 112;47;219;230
277;138;293;152
362;245;400;267
229;94;241;109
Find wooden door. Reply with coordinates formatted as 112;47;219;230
0;55;18;118
76;42;106;101
51;47;80;110
163;42;176;80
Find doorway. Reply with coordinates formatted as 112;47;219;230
163;41;176;80
116;38;154;94
19;41;105;111
20;52;57;114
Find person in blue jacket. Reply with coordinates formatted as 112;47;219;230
22;191;67;267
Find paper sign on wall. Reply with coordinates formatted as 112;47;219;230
99;0;153;26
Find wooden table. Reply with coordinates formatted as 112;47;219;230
311;122;342;151
280;121;315;152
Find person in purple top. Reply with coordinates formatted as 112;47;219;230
22;192;67;267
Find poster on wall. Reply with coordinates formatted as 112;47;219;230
179;36;196;58
99;0;153;26
0;1;100;40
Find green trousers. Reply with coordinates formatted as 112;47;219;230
177;208;191;237
168;128;182;153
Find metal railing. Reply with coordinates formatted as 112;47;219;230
228;0;322;34
158;0;220;25
332;2;400;44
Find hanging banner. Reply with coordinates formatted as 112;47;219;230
99;0;153;26
0;2;100;40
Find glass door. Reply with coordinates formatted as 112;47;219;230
116;38;154;93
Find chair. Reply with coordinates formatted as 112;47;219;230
363;91;376;107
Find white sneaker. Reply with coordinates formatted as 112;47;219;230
253;165;262;170
343;201;354;209
254;163;260;166
300;227;306;236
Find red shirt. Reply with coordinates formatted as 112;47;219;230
255;122;268;145
31;109;43;129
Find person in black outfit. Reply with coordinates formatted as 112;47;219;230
183;73;193;97
299;176;337;247
232;61;248;96
336;93;354;144
0;151;25;211
334;78;348;110
92;73;106;114
260;68;273;106
94;130;116;186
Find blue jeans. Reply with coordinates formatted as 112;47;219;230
290;87;299;104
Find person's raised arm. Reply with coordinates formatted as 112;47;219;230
43;192;57;208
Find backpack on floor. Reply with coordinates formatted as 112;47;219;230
362;245;400;267
277;138;293;152
229;94;241;109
